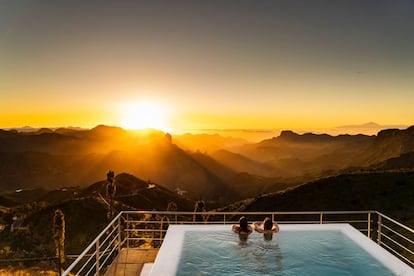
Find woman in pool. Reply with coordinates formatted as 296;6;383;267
253;217;279;240
232;216;253;238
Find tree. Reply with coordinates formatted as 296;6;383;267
53;209;65;276
106;170;116;198
106;170;117;220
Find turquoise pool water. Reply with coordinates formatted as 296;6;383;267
151;224;414;276
177;230;392;275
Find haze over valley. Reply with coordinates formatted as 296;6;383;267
1;124;414;202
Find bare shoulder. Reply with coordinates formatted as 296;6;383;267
272;222;280;233
232;225;240;233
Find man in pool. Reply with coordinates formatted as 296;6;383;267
253;217;279;240
232;216;253;240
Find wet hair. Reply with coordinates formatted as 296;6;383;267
239;216;249;232
264;233;273;241
264;217;272;231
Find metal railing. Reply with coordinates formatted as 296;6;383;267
63;210;414;275
376;212;414;267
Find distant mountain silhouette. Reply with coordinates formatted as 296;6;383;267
0;126;235;202
228;125;414;181
1;124;414;203
333;122;408;135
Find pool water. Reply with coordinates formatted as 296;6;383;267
151;224;414;276
177;230;392;275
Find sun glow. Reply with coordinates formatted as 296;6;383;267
119;101;171;132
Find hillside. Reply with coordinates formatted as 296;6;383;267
371;151;414;170
0;172;196;263
1;125;414;204
173;133;247;153
0;126;235;202
222;172;414;227
211;149;277;177
80;173;195;211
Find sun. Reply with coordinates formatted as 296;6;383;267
119;100;171;132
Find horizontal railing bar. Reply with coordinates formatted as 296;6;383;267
376;211;414;234
279;221;321;224
100;235;119;262
63;212;123;276
126;238;164;241
380;242;414;266
123;219;370;224
76;247;97;275
125;229;168;233
99;225;118;250
121;210;375;215
99;239;119;271
381;233;414;255
123;220;369;226
86;246;118;276
85;257;96;276
319;220;368;224
381;224;414;246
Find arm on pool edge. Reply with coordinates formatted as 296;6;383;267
272;222;280;233
232;225;240;233
252;221;264;233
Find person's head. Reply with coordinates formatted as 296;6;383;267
264;217;272;231
239;216;248;232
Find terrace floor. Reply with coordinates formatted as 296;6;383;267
104;248;158;276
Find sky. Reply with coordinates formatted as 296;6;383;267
1;0;414;132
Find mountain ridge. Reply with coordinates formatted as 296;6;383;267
1;124;414;203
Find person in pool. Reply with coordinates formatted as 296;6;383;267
232;216;253;239
253;217;280;240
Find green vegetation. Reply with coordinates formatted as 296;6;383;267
227;171;414;227
0;172;196;268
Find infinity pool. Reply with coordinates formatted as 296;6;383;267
151;224;413;275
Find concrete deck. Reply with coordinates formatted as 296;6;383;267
104;248;158;276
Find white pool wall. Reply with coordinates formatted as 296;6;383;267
150;224;414;276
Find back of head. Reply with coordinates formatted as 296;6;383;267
264;217;272;231
239;216;248;232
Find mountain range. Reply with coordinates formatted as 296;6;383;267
1;121;414;266
1;125;414;203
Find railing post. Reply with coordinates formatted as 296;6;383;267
96;239;100;276
320;213;323;224
117;215;122;253
127;213;129;249
367;212;371;239
377;214;382;245
223;214;226;224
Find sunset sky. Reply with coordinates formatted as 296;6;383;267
1;0;413;132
